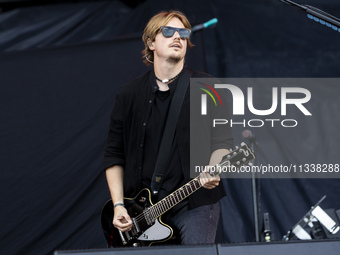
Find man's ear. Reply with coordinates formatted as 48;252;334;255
147;39;155;51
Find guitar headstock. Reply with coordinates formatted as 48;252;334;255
221;142;255;168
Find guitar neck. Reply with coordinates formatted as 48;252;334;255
146;143;254;220
148;161;227;219
148;176;202;220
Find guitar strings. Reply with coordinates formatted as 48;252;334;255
132;182;195;225
132;178;201;228
131;149;247;227
126;148;250;236
132;158;235;227
132;159;234;227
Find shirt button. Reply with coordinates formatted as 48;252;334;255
149;100;153;103
143;122;147;126
140;144;143;147
154;86;158;90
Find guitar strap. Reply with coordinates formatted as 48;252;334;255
151;67;193;196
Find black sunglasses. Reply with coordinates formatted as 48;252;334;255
160;26;191;40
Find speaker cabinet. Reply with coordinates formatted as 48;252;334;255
218;240;340;255
54;244;217;255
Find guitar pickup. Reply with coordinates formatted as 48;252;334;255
132;218;141;234
143;209;154;225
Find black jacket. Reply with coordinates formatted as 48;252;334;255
103;67;233;209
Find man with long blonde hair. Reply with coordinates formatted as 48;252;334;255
104;10;233;245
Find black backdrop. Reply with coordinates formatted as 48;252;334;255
1;0;340;254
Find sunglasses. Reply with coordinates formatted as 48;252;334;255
160;26;191;40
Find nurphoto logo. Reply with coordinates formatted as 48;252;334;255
199;81;312;128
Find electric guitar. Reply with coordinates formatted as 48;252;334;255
101;142;255;247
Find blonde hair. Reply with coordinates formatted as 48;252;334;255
142;10;194;66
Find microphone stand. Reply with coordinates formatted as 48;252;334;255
249;139;260;242
192;18;218;33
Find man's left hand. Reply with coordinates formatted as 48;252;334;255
200;171;220;189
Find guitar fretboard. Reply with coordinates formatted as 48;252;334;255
144;143;254;222
148;177;202;220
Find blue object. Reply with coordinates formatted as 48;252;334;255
203;18;218;28
307;14;339;32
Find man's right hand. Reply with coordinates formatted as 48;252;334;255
113;206;133;232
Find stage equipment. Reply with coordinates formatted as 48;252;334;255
54;240;340;255
261;212;273;242
242;129;260;242
283;195;340;241
192;18;218;32
280;0;340;32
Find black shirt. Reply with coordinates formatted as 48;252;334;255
142;74;187;210
103;67;233;209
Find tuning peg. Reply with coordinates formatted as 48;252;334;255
242;158;246;162
233;152;237;156
235;146;239;150
236;161;240;165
